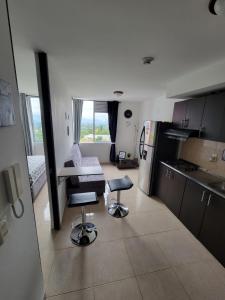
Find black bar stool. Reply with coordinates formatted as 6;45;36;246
68;192;98;246
107;175;133;218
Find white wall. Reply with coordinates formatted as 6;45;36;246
139;94;179;127
79;101;140;162
116;102;140;159
48;58;74;221
0;1;44;299
167;58;225;98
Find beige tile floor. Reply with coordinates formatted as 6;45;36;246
34;165;225;300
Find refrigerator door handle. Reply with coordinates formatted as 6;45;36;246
139;126;145;159
139;143;143;159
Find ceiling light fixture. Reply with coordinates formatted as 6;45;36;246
113;90;124;96
209;0;225;15
142;57;155;65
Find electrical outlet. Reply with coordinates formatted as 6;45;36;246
209;153;218;162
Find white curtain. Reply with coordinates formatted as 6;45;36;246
73;99;83;144
19;94;34;155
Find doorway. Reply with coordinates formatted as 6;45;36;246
15;52;61;286
19;92;53;283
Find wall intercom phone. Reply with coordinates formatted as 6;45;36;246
3;163;24;219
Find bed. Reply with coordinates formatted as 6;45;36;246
27;155;47;200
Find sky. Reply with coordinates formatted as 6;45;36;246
82;100;93;119
30;97;41;115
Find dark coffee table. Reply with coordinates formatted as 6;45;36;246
117;159;139;169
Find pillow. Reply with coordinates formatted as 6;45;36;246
64;160;79;187
64;160;74;168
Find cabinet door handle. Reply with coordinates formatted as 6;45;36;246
207;194;212;206
201;190;206;202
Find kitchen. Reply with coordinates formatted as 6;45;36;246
138;90;225;268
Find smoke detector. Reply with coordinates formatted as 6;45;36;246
142;57;155;65
113;90;124;96
209;0;225;15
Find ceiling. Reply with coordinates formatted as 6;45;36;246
8;0;225;101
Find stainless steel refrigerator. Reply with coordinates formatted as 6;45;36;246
138;121;177;195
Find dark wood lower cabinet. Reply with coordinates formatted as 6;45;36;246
199;192;225;266
166;169;186;217
156;164;186;217
156;164;168;203
179;180;209;237
156;164;225;267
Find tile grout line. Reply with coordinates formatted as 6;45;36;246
41;167;215;299
52;227;183;252
46;275;137;299
122;239;144;300
171;266;193;300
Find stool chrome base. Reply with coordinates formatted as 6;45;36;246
70;222;97;246
108;203;129;218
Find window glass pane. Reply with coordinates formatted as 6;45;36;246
95;112;111;142
30;97;43;142
80;101;94;142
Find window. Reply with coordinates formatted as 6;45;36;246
80;101;111;143
30;97;43;142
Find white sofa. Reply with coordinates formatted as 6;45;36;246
64;144;105;196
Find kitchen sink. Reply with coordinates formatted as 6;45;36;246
208;181;225;194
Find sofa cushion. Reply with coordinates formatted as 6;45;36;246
78;174;105;183
68;144;82;167
81;156;100;167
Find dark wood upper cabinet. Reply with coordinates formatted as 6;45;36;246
179;180;208;237
172;98;205;130
199;192;225;266
185;98;205;130
201;92;225;142
172;100;187;128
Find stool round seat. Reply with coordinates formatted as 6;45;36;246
68;192;98;246
107;176;133;218
108;175;133;192
68;192;99;207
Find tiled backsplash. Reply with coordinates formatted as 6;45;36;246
180;138;225;178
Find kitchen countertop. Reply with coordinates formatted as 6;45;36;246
160;161;225;199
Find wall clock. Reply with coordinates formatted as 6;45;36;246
209;0;225;15
124;109;132;119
